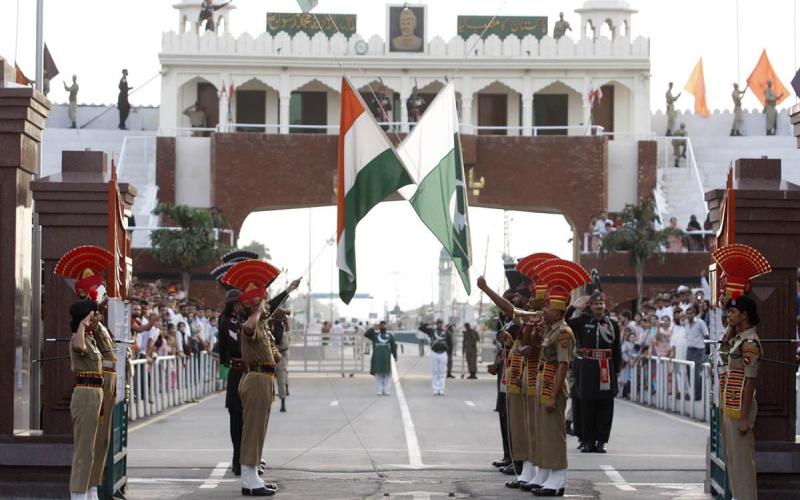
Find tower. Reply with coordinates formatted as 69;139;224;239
173;0;235;35
575;0;637;40
437;248;453;322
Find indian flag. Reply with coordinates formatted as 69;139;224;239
397;82;472;294
337;77;413;304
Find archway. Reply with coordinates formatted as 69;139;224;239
177;77;219;130
238;203;574;323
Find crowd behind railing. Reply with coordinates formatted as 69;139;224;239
583;210;716;254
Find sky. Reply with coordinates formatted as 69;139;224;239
4;0;800;319
4;0;800;111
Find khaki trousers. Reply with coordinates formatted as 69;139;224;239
70;386;103;492
239;372;274;466
526;394;537;462
508;391;528;461
722;399;758;500
276;355;289;400
90;372;117;486
534;372;568;470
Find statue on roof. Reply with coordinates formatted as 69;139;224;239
553;12;572;39
199;0;232;32
763;79;783;136
730;83;746;136
117;69;132;130
63;75;79;129
671;122;687;167
665;82;681;136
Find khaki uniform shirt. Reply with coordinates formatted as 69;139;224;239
241;318;278;368
95;325;117;365
70;335;103;374
538;319;575;400
720;327;760;419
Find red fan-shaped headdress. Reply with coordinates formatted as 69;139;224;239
712;243;771;299
221;260;281;305
535;259;591;311
516;252;558;299
54;245;114;301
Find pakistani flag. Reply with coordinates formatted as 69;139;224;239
337;77;414;304
397;83;472;293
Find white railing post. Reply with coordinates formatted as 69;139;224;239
688;360;696;419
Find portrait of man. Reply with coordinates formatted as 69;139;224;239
388;5;426;53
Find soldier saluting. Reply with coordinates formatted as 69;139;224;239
713;243;772;500
567;290;621;454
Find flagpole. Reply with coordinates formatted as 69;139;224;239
35;0;43;91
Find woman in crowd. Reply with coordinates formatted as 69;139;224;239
620;328;638;399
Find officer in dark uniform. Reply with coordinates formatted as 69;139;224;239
566;291;621;453
218;289;246;476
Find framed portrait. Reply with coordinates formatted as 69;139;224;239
386;4;427;53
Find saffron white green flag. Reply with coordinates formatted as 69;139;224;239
337;76;413;304
397;82;472;293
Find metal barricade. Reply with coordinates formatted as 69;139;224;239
129;352;221;422
289;330;367;373
628;356;711;422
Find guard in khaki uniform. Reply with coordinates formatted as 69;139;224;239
712;243;771;500
89;319;117;494
68;301;105;500
531;259;590;497
222;260;283;497
477;254;556;490
55;245;115;500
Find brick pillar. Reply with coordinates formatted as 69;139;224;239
0;70;49;436
32;151;135;436
706;157;800;494
637;140;657;200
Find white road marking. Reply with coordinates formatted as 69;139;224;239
617;398;708;430
601;465;637;491
392;357;424;467
465;400;476;407
330;400;339;406
198;461;230;489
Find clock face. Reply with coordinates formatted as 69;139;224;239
354;40;368;55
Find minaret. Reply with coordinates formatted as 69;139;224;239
438;248;452;322
575;0;637;39
173;0;235;35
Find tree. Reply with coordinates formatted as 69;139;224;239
239;240;271;260
600;198;683;311
150;204;229;297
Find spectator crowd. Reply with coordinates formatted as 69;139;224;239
588;211;717;253
613;284;723;401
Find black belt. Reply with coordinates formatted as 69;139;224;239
578;348;612;360
75;373;103;388
248;364;276;374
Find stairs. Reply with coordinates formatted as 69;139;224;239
691;136;800;189
657;165;707;229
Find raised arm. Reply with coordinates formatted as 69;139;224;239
71;312;95;354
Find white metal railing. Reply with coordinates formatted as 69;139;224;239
581;230;716;254
129;226;235;248
118;136;157;186
158;124;608;137
129;352;222;422
627;356;711;422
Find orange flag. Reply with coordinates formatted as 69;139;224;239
14;63;33;86
746;49;789;107
684;58;710;118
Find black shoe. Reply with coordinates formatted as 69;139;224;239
528;484;543;491
242;487;275;496
280;399;286;412
447;374;455;379
492;458;511;468
262;482;277;490
468;375;478;379
520;482;537;491
565;420;574;436
505;479;526;489
533;487;564;496
581;442;597;453
500;464;516;475
595;442;607;453
576;441;586;450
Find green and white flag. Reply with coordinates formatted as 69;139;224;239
397;82;472;293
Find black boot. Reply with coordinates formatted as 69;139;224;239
581;442;597;453
565;420;574;436
595;442;606;453
280;398;286;412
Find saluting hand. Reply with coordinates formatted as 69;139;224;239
288;278;302;293
476;276;487;290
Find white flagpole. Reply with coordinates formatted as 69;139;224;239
35;0;43;91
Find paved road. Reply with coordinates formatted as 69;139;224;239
126;351;708;499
